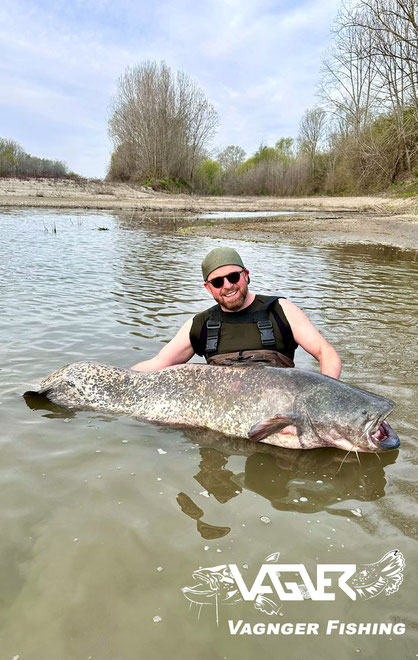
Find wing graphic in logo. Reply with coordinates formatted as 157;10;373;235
348;549;405;600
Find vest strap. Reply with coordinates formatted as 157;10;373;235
262;296;279;310
205;319;221;353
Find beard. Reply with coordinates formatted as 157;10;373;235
212;280;249;311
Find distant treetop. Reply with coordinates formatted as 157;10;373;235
0;137;70;178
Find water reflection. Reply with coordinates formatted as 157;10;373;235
23;391;76;418
333;242;418;263
176;492;231;540
179;432;397;526
234;449;397;513
195;210;310;219
193;448;242;503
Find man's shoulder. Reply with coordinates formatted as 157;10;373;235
254;294;293;329
189;304;219;356
254;293;286;308
192;304;219;324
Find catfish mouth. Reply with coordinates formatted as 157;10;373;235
182;570;220;596
365;412;400;451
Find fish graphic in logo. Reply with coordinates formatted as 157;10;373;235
348;549;405;600
182;552;281;625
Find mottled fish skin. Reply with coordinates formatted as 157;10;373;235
29;362;400;452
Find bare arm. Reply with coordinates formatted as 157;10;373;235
131;318;195;372
280;299;341;379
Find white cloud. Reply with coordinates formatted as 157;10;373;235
0;0;340;177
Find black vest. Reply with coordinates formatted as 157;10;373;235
189;295;298;361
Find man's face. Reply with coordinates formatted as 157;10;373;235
204;265;250;311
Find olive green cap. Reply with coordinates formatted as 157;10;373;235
201;247;245;281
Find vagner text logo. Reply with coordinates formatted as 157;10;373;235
182;550;405;627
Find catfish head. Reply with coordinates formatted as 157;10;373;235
249;376;400;453
182;564;241;606
182;561;280;618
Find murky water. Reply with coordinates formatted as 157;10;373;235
0;209;417;660
196;210;310;219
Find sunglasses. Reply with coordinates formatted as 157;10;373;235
206;269;246;289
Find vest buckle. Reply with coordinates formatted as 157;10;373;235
257;320;276;346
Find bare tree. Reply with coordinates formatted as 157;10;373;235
350;0;417;66
319;4;379;134
108;61;219;184
317;0;417;191
297;107;327;191
346;0;417;111
298;108;326;154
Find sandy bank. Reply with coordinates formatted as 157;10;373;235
185;212;418;251
0;177;417;249
0;176;416;213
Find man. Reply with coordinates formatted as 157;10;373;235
131;247;341;378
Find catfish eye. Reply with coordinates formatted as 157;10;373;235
361;409;367;415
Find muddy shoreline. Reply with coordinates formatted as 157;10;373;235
1;177;417;250
183;212;418;251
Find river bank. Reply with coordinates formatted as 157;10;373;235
1;177;417;249
184;211;418;251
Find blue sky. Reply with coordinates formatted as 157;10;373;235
0;0;341;178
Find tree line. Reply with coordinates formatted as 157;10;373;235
0;138;69;178
108;0;417;196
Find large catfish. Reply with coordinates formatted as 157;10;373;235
25;362;400;452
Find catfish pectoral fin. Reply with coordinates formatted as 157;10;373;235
248;415;297;442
